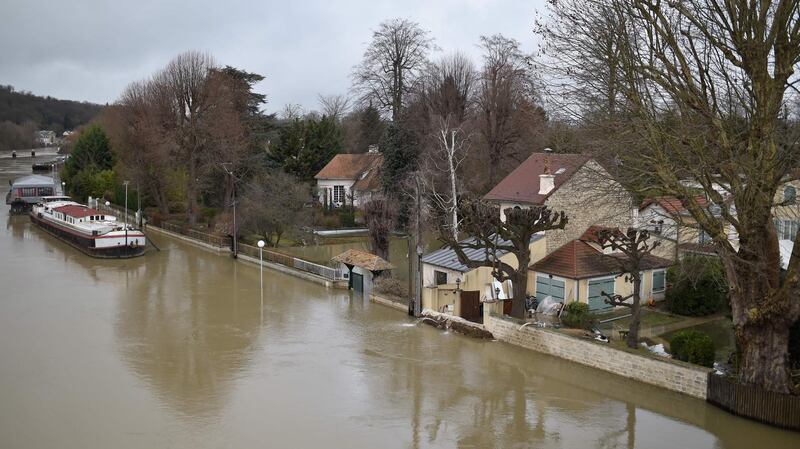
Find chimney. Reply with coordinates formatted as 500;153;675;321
539;148;555;195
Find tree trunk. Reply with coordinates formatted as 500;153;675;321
447;133;459;242
738;322;793;394
627;278;642;349
510;270;528;319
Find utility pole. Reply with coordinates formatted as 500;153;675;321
221;163;238;258
407;173;423;317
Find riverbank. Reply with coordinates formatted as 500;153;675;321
144;221;348;289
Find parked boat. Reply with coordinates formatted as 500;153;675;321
30;197;146;258
5;174;57;214
32;161;56;173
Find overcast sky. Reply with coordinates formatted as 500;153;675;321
1;0;546;114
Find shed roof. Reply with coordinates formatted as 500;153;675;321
530;239;672;280
332;249;393;271
315;153;383;181
484;152;590;205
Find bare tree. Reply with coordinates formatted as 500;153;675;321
280;103;305;121
364;199;395;261
318;94;351;122
596;228;661;349
239;171;312;247
444;200;568;318
352;18;436;121
422;118;472;242
543;0;800;392
476;34;543;188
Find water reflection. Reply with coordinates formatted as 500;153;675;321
1;151;799;448
115;237;262;419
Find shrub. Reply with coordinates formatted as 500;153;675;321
374;275;407;298
561;302;592;329
666;255;728;316
669;330;715;367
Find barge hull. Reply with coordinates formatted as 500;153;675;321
30;213;146;259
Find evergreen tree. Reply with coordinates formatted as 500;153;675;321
267;115;343;181
379;123;419;228
358;105;385;152
62;124;115;199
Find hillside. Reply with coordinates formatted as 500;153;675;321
0;85;104;150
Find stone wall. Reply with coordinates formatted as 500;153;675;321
484;314;711;399
544;161;634;254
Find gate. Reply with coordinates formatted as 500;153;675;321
459;290;482;323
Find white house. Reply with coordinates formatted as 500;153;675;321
314;150;383;208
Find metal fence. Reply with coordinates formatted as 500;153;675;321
102;202;345;281
707;373;800;430
237;242;346;281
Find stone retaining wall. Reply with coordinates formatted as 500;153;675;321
485;314;711;399
369;293;410;312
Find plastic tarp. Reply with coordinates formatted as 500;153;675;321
535;296;562;316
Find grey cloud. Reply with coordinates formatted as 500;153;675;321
1;0;544;112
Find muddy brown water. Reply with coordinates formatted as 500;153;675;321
0;150;798;448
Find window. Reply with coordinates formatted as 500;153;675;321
785;186;797;205
37;187;53;196
434;270;448;286
652;270;666;292
20;187;36;197
775;219;799;241
333;185;345;204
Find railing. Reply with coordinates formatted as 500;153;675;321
237;242;346;281
101;202;346;281
707;373;800;430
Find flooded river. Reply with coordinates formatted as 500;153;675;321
0;150;798;448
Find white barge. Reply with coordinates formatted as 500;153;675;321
30;197;146;258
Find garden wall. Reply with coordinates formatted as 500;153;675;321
484;314;711;399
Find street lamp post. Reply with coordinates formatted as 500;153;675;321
221;163;238;258
257;240;265;324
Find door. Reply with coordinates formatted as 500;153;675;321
536;276;565;302
588;278;615;312
352;272;364;293
459;290;482;323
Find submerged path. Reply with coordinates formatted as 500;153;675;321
0;149;798;448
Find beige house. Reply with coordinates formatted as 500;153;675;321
483;150;636;254
640;179;799;261
529;228;672;313
420;234;547;321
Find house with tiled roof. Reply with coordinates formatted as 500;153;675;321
314;149;383;208
484;149;637;254
529;227;672;312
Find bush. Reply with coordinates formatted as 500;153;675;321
561;302;592;329
374;275;407;298
669;330;715;367
666;255;728;316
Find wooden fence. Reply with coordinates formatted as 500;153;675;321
707;373;800;430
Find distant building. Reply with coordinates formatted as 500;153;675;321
314;149;383;208
34;130;56;147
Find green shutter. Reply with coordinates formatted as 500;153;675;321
652;270;665;292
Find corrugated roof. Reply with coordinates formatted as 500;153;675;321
421;234;545;273
11;175;56;187
332;249;393;271
484;152;590;205
315;153;383;181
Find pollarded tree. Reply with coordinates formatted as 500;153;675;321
542;0;800;392
352;18;436;121
596;228;661;349
445;200;567;318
